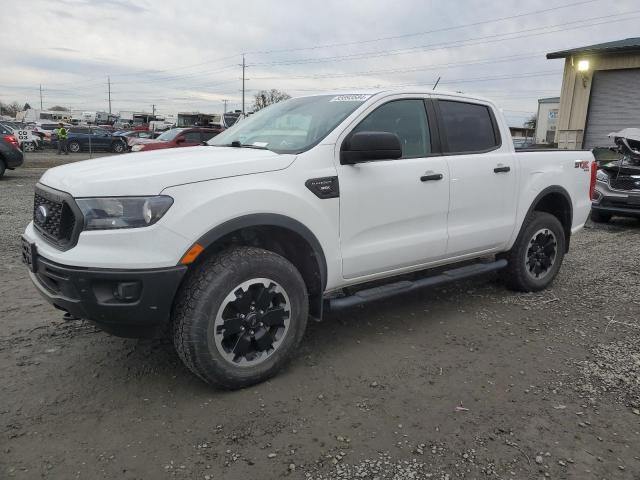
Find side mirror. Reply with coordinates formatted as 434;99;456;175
340;131;402;165
175;137;185;144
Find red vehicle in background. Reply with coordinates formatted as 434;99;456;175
129;127;222;152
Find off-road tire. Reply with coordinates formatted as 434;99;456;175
501;212;566;292
172;247;308;389
590;209;611;223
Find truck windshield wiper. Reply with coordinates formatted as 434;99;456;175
216;140;270;150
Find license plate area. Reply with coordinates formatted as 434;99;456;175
21;236;37;273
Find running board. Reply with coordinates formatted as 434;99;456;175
326;259;507;311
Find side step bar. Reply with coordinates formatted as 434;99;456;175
326;259;507;311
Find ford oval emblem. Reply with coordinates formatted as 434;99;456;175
36;205;48;224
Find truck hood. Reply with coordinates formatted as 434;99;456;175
39;146;295;197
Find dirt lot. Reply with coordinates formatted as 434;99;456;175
1;155;639;479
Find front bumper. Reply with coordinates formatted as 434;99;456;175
22;239;187;338
592;181;640;218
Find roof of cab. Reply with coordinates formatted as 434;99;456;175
299;88;496;104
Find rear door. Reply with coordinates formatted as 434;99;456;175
435;99;517;255
337;97;450;279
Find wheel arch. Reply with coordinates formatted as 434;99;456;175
192;213;327;319
525;186;573;252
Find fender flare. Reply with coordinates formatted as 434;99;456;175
522;185;573;251
195;213;328;290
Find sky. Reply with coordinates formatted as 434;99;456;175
0;0;638;127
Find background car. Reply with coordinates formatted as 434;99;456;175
0;122;40;152
112;130;162;150
54;126;127;153
130;127;220;152
0;124;24;178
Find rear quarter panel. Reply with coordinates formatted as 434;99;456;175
509;150;594;249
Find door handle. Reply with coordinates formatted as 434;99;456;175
420;173;443;182
494;166;511;173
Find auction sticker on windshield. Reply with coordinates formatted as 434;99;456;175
330;94;371;102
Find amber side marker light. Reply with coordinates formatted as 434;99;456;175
180;243;205;265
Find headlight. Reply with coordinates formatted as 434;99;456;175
596;169;609;182
131;144;144;152
76;196;173;230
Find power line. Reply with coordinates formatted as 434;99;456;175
249;10;640;66
250;52;547;81
246;0;600;56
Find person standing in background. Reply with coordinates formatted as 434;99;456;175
55;122;68;155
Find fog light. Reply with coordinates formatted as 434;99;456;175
113;281;141;302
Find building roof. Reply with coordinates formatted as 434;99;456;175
547;37;640;59
538;97;560;104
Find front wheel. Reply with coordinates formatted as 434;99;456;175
501;212;566;292
172;247;308;389
112;141;126;153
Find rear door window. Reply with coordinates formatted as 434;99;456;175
201;131;217;142
351;99;431;158
183;131;201;143
438;100;500;153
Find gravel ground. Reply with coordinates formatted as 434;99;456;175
1;160;639;479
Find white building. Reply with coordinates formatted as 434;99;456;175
16;108;73;123
535;97;560;144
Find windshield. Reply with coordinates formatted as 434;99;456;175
208;94;370;153
156;128;184;141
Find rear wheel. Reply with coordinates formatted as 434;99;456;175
172;247;308;389
68;141;81;153
22;141;36;152
501;212;566;292
590;209;611;223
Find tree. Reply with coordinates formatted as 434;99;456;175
0;101;21;117
23;103;31;111
523;115;537;131
49;105;69;111
253;89;291;111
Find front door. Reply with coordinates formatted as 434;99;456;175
337;98;450;279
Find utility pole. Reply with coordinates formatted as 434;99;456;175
241;54;246;116
222;99;229;114
152;104;156;117
39;84;43;110
107;76;112;114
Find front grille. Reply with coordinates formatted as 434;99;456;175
33;184;82;250
609;175;640;191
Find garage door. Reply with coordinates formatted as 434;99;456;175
583;68;640;149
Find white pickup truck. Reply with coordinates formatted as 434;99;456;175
21;89;596;388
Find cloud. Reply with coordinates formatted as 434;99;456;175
0;0;637;122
